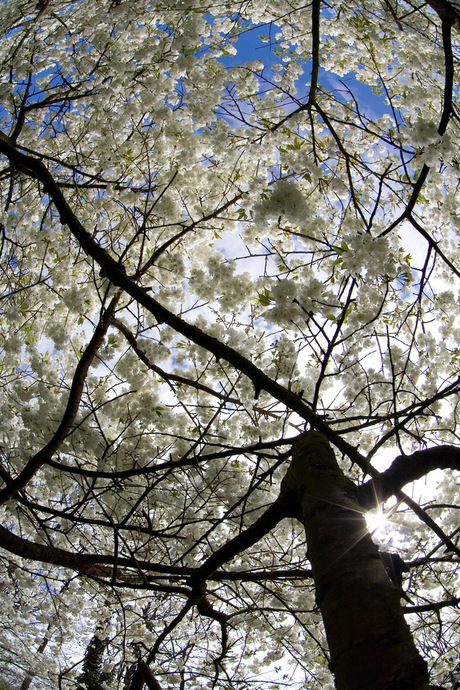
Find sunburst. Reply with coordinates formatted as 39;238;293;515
365;506;391;535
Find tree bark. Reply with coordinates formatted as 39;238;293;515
357;445;460;509
280;432;430;690
76;633;110;690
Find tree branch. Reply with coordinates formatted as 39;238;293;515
309;0;321;102
0;293;120;503
188;498;289;588
357;445;460;509
0;133;370;473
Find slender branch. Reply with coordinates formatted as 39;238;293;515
397;490;460;557
135;190;243;279
0;293;120;503
188;498;289;588
145;598;194;665
403;596;460;614
409;216;460;280
376;11;460;288
113;317;242;404
0;133;370;472
0;519;313;585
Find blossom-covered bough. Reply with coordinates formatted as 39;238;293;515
0;0;459;688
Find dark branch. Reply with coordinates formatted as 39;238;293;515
358;445;460;509
0;294;120;503
0;133;370;473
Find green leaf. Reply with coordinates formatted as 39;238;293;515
257;288;273;307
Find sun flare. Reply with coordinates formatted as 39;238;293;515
365;508;390;534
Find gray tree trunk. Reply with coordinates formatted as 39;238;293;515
280;432;430;690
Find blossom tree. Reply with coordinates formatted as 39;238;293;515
0;0;459;688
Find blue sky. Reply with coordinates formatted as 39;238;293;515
217;19;391;122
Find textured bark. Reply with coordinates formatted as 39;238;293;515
427;0;460;23
281;432;430;690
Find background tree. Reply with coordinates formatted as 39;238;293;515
0;0;459;688
76;633;111;690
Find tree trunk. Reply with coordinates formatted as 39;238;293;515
20;630;50;690
77;633;110;690
280;432;430;690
